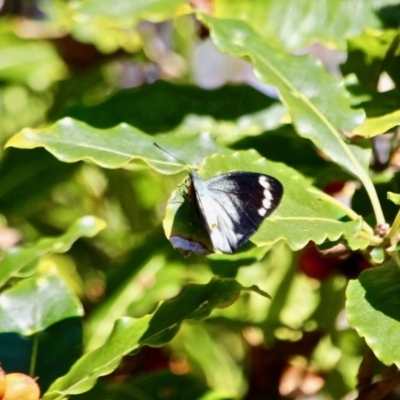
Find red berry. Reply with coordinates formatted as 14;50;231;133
298;243;338;281
323;181;345;195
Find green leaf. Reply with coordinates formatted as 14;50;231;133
139;278;243;346
67;81;277;133
0;23;66;88
43;316;151;399
341;29;397;91
73;0;186;19
0;148;78;214
0;318;83;393
84;253;186;351
0;216;106;287
72;371;211;400
213;0;395;51
0;269;83;335
346;260;400;367
171;103;288;147
62;0;188;52
383;34;400;88
199;15;384;224
388;191;400;205
6;118;228;174
353;109;400;137
43;278;244;399
201;15;367;175
164;150;369;254
233;124;335;180
356;89;400;118
175;324;246;397
36;318;83;392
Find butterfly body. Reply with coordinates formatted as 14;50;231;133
188;171;283;253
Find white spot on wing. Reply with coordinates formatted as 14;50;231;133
258;177;275;215
262;197;272;210
258;207;267;216
264;190;273;201
259;176;270;189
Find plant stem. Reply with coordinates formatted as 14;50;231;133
392;250;400;269
309;188;375;235
30;333;39;377
362;222;375;236
388;209;400;239
309;189;358;219
363;179;385;225
357;231;383;245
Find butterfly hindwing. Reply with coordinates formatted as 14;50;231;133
190;171;283;253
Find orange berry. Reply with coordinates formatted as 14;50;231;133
3;373;40;400
0;367;6;399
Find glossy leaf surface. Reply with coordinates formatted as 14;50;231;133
347;261;400;367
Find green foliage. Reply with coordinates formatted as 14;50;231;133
0;216;105;286
347;260;400;367
67;81;274;132
7;118;228;173
43;278;252;399
213;0;399;50
1;0;400;399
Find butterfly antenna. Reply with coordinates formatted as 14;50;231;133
154;143;191;170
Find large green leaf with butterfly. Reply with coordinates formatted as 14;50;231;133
7;119;370;254
163;150;368;254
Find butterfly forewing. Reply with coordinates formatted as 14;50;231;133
190;171;283;253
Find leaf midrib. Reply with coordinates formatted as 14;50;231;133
251;47;367;183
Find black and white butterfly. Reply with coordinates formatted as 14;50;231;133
156;144;283;254
187;170;283;253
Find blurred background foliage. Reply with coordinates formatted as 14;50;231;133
0;0;400;399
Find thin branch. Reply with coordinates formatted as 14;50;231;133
356;368;400;400
357;346;375;392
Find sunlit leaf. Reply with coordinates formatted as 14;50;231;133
6;118;228;174
200;15;368;178
388;191;400;205
175;324;246;397
213;0;397;51
63;0;188;52
84;253;186;351
0;216;106;287
353;109;400;137
346;260;400;367
0;269;83;335
0;23;66;88
43;278;249;399
73;0;187;22
341;29;397;91
43;317;148;399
